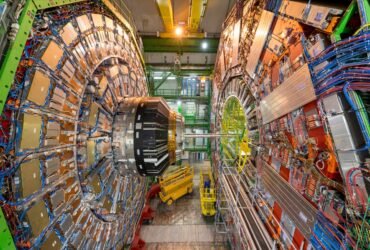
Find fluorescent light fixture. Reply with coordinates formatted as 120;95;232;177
168;76;176;80
153;76;162;80
201;41;208;49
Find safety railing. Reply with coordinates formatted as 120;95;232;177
154;89;211;99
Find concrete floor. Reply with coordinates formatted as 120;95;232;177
140;161;228;250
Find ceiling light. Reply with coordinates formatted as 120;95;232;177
153;76;162;80
168;76;176;80
175;27;183;36
201;41;208;49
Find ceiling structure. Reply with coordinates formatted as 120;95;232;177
123;0;236;87
200;0;236;34
124;0;236;37
124;0;165;34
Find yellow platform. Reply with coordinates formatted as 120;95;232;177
200;169;216;216
159;165;194;205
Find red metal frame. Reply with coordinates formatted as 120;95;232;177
130;184;161;250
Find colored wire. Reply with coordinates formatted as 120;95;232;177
0;152;33;177
354;24;370;36
356;198;370;249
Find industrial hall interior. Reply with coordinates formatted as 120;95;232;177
0;0;369;249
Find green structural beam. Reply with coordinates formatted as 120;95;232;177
142;37;219;53
0;0;36;115
332;0;357;42
0;208;16;250
184;146;209;152
0;0;85;115
32;0;85;9
154;72;172;91
332;0;370;42
147;65;214;76
184;122;210;128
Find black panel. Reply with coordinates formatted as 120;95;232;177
134;99;170;176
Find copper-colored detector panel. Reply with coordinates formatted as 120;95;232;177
27;71;51;106
40;231;62;250
20;114;42;149
26;201;50;237
87;140;96;166
20;159;42;198
41;41;64;71
60;22;78;46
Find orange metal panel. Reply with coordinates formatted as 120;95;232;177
291;228;306;250
272;202;282;237
289;42;304;70
271;63;279;89
279;165;290;182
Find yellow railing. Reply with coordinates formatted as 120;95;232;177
159;166;194;205
200;169;216;216
238;137;251;173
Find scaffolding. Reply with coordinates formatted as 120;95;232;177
149;73;213;154
212;1;270;243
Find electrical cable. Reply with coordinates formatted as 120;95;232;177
0;152;33;177
356;198;370;249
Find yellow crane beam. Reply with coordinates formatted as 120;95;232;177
188;0;207;32
156;0;174;32
158;32;206;38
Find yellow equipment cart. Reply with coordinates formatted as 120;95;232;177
200;169;216;216
159;165;194;205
